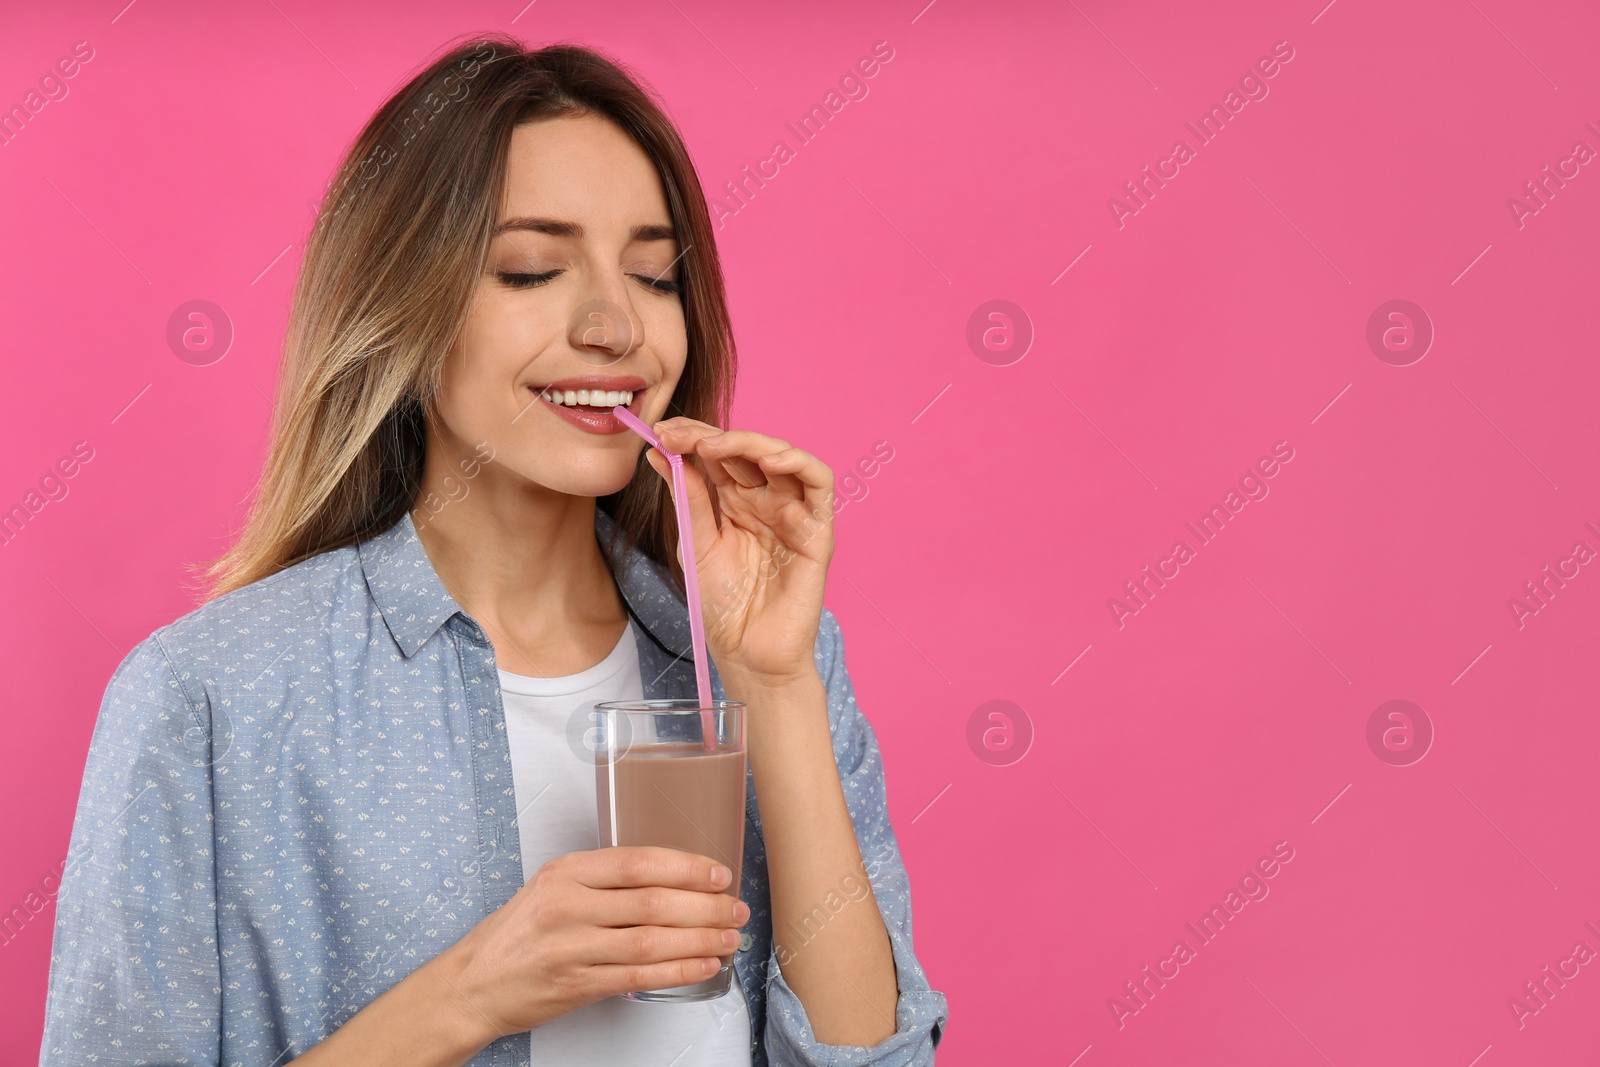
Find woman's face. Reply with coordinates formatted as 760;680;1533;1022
431;111;688;498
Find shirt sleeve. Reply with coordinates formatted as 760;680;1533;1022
39;633;223;1066
762;607;949;1067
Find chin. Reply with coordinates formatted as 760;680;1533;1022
529;460;640;500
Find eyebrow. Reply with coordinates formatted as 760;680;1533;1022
492;217;677;242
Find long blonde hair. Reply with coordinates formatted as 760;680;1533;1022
194;35;736;602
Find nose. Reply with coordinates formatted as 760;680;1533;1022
567;290;644;370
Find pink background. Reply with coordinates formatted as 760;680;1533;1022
4;0;1599;1062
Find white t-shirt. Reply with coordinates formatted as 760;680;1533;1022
498;617;753;1065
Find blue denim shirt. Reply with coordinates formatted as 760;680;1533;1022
39;507;947;1066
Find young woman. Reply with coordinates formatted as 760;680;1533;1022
39;36;945;1067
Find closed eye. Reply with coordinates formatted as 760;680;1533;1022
494;269;680;295
495;269;561;289
637;273;681;295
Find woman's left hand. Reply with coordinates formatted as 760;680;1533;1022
647;417;834;690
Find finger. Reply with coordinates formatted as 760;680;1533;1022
754;447;828;485
649;448;726;566
658;422;788;488
644;446;671;483
652;417;725;462
715;453;768;489
603;924;742;967
684;440;768;491
653;416;725;443
686;428;792;464
592;886;750;929
756;448;837;536
591;956;725;995
679;440;752;496
701;437;795;494
575;846;733;892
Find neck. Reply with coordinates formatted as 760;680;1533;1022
410;434;625;675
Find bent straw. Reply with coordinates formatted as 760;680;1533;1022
612;406;717;753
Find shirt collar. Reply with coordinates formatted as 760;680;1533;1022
594;506;695;660
357;507;692;660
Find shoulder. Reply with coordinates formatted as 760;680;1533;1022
157;542;359;655
114;543;363;706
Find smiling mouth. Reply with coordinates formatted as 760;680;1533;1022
536;386;638;411
523;377;648;434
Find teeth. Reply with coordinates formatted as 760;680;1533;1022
541;388;635;408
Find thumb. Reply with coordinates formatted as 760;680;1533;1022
645;447;719;564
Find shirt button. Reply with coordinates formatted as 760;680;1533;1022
738;933;753;953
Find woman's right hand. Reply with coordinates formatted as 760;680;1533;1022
288;847;747;1065
442;846;749;1044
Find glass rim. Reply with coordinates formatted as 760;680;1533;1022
593;698;744;715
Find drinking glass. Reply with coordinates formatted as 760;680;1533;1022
593;698;747;1001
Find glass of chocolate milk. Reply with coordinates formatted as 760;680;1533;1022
593;698;747;1001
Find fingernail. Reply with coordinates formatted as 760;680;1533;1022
711;865;732;888
735;901;751;923
722;929;740;949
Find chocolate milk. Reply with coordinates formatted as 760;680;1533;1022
597;744;747;891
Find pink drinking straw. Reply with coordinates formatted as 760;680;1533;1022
612;406;717;753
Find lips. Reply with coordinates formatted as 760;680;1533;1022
533;375;648;395
527;375;648;435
